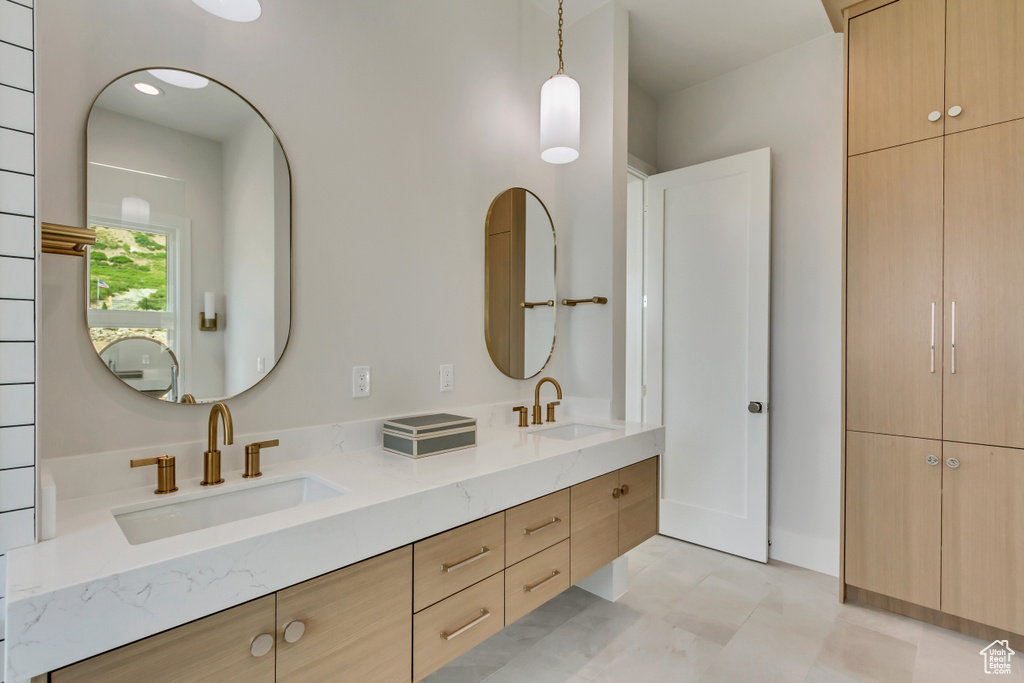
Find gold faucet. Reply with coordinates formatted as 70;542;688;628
532;377;562;425
202;402;233;486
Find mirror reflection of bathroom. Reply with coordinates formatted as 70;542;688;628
484;188;556;380
85;68;291;404
97;336;180;401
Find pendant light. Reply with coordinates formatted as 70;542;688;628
540;0;580;164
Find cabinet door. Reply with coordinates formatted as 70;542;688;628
847;139;944;439
945;0;1024;134
570;471;619;584
941;442;1024;633
847;0;945;155
845;432;942;609
51;595;277;683
944;120;1024;448
276;546;412;683
618;456;659;555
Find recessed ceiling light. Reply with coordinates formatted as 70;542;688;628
147;69;210;89
133;82;162;96
191;0;262;22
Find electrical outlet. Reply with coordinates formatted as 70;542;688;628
353;366;371;398
440;364;454;392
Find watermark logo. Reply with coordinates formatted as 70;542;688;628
980;640;1015;675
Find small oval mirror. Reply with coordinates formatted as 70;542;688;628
98;337;179;401
484;188;556;379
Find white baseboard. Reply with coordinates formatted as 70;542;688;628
768;527;839;577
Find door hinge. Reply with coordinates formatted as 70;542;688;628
643;295;648;309
641;385;647;397
643;204;648;216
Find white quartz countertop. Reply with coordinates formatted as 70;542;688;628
4;417;664;681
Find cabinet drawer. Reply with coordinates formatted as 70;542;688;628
414;512;505;612
52;595;277;683
570;471;619;584
505;489;569;566
504;538;570;626
412;572;505;682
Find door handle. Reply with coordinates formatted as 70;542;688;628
748;402;764;414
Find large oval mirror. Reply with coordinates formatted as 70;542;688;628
86;68;291;403
484;188;556;379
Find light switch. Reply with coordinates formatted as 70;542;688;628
353;366;370;398
440;364;453;392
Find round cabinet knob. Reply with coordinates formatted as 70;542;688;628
946;457;960;469
926;455;940;466
250;633;274;657
620;484;630;495
284;620;306;644
612;488;622;499
748;402;764;414
928;110;942;122
948;105;963;117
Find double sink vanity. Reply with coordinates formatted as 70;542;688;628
8;65;656;682
5;407;663;682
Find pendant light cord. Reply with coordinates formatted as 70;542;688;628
557;0;564;74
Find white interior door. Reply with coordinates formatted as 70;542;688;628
646;148;771;563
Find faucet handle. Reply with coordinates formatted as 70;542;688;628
512;406;529;428
546;401;560;423
244;439;278;479
131;455;178;494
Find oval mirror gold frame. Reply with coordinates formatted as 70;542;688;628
85;68;292;404
484;188;556;379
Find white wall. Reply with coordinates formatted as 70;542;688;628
559;1;629;419
657;33;844;575
33;0;618;459
222;115;277;397
627;80;658;170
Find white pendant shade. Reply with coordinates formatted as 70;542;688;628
191;0;262;22
540;74;580;164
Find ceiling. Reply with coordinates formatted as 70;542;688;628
535;0;834;98
95;71;259;143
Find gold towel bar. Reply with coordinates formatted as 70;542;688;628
562;297;608;306
41;222;97;256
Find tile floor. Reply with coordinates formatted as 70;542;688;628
425;535;1022;683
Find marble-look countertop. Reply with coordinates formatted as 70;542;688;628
4;416;663;681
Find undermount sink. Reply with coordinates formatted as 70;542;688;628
533;423;616;440
114;474;348;545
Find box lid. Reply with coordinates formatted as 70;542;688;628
382;413;477;437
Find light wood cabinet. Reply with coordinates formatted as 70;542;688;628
847;0;945;155
844;432;941;610
617;456;659;555
412;572;504;682
505;489;570;566
569;471;620;584
844;0;1024;643
943;120;1024;449
52;595;278;683
413;512;505;613
941;442;1024;634
846;139;944;439
944;0;1024;135
504;538;570;626
570;457;660;583
276;546;412;683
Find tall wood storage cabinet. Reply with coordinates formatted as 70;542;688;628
844;0;1024;641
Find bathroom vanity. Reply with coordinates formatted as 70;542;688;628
4;416;663;682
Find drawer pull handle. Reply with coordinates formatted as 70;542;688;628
620;484;630;495
612;488;622;499
442;547;491;573
440;609;491;641
524;517;561;536
524;570;561;593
